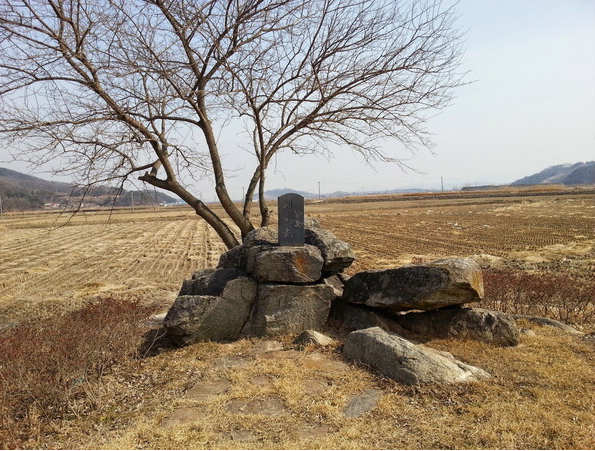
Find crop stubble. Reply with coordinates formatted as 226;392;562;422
0;193;593;324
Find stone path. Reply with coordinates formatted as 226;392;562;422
160;340;385;440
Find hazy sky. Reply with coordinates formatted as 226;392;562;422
251;0;595;196
3;0;594;200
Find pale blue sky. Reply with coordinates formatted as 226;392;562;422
248;0;595;197
3;0;594;200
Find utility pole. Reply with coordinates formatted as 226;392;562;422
0;195;3;218
441;176;444;193
318;181;321;200
131;191;134;212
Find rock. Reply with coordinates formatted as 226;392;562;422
217;244;248;269
344;389;382;418
514;315;584;335
228;430;256;442
343;258;483;312
296;424;333;439
186;379;232;400
250;375;272;387
305;226;355;274
164;273;257;345
343;327;491;385
395;308;520;346
293;330;336;348
323;274;345;297
161;407;201;428
253;340;284;353
243;227;278;246
520;328;536;336
245;244;324;283
304;218;321;228
146;312;167;328
303;378;330;395
226;397;288;415
179;268;248;296
241;283;335;337
328;297;414;338
302;352;350;373
215;355;252;369
580;332;595;345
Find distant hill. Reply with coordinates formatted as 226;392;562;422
0;167;178;212
262;187;432;201
511;161;595;186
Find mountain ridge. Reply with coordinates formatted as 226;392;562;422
511;161;595;186
0;167;178;212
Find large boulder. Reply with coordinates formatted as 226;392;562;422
305;226;355;274
179;268;248;296
343;257;483;312
164;269;257;345
343;327;491;385
242;227;278;246
395;307;520;346
217;244;248;270
245;244;324;283
241;283;335;337
328;297;414;338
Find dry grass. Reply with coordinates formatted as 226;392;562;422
0;191;594;449
10;323;593;449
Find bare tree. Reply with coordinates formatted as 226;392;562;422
0;0;465;249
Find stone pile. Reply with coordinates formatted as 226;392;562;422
163;222;355;346
162;211;520;385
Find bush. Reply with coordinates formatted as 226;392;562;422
481;269;595;326
0;298;155;448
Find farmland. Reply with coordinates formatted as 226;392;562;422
1;190;594;327
1;190;594;449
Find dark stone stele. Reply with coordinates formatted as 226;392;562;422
278;193;305;246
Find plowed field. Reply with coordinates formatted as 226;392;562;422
1;191;593;326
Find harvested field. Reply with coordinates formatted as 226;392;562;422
1;191;594;449
1;191;593;326
0;208;228;325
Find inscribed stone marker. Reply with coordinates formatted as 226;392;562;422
278;193;305;246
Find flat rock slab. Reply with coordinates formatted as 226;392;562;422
260;350;301;360
253;340;284;354
343;258;483;312
343;327;490;385
215;355;252;369
293;330;336;349
302;352;350;373
228;429;256;442
303;378;331;395
186;379;232;400
344;389;382;418
246;245;324;283
226;397;288;415
250;375;272;387
296;424;333;440
161;407;201;428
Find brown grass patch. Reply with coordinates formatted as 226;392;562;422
18;324;593;450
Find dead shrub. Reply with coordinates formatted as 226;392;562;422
0;298;155;448
481;268;595;326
